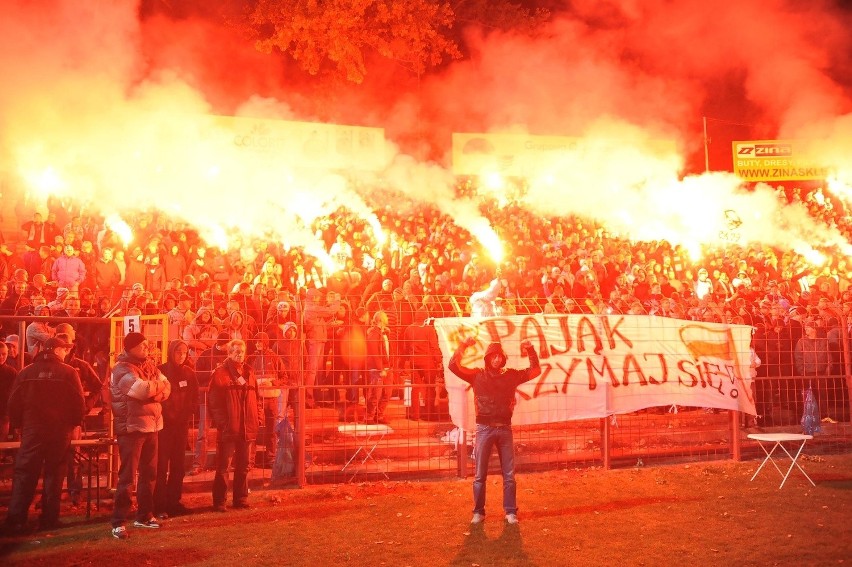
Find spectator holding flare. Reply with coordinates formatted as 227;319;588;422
110;332;171;540
448;337;540;525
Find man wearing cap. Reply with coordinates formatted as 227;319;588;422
448;337;540;526
5;334;31;368
110;332;171;539
4;336;84;532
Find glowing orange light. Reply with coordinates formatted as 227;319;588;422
104;214;133;247
469;219;504;263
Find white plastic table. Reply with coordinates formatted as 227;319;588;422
337;424;393;481
747;433;815;489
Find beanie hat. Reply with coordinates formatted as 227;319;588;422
124;332;147;351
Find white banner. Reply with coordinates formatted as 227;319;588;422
208;115;387;171
434;314;756;431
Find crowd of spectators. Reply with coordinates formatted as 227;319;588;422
1;180;851;431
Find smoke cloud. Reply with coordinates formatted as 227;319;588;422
1;0;851;261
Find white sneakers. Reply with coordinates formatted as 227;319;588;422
111;526;129;539
471;512;519;524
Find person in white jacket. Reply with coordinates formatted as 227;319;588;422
109;332;170;539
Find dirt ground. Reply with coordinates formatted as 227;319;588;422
1;454;851;566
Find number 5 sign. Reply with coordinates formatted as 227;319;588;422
124;315;141;337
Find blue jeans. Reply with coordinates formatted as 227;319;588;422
112;431;158;527
472;424;517;516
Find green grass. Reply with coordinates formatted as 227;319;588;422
2;454;851;566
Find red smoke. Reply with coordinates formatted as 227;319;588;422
129;0;852;171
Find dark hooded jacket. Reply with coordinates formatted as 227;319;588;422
8;350;85;429
158;340;199;428
448;341;540;426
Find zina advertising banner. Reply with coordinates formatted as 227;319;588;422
732;139;831;182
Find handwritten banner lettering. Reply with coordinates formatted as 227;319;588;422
434;314;756;431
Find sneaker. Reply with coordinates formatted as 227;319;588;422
213;504;228;513
505;513;519;524
133;517;161;529
156;512;169;520
112;526;129;539
188;467;204;476
471;513;485;524
233;501;251;510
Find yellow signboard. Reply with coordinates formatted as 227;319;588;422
732;140;830;181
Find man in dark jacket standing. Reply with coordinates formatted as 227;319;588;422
110;332;171;539
209;339;259;511
448;338;540;526
4;336;84;532
191;331;230;475
154;340;198;518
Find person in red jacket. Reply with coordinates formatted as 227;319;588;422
208;339;259;512
402;309;443;421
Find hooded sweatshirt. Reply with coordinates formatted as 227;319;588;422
448;341;540;426
158;340;199;428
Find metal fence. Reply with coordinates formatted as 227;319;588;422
2;310;851;489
